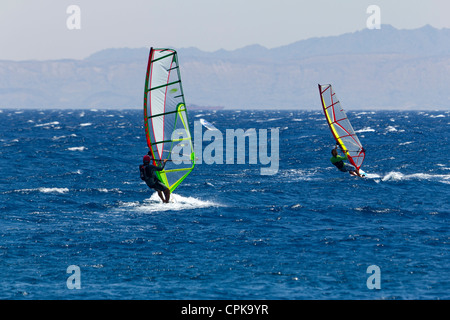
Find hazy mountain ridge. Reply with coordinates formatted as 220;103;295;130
1;25;449;109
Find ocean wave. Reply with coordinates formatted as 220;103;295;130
256;117;283;123
13;187;69;194
354;207;397;214
386;125;397;132
436;164;450;171
354;111;376;115
52;134;77;140
355;127;375;133
383;125;405;134
381;171;450;183
364;173;382;179
67;146;87;151
34;121;60;127
281;169;322;181
7;187;126;195
95;188;123;194
118;193;223;213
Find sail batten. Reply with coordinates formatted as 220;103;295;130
148;80;182;92
318;84;365;170
143;47;195;192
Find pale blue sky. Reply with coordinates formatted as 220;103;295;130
0;0;448;60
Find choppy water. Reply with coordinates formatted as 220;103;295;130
0;109;449;299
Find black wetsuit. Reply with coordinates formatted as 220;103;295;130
139;162;167;191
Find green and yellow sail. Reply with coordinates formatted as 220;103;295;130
143;48;195;192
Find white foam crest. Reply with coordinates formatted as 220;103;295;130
200;118;219;131
120;193;222;213
436;164;450;170
381;171;450;183
15;187;69;194
256;118;282;122
39;187;69;193
364;173;382;179
282;169;321;181
35;121;59;127
355;127;375;133
355;111;376;115
95;188;122;194
67;146;87;151
386;125;397;132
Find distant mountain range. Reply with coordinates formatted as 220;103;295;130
1;24;449;110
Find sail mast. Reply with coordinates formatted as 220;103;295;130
143;48;195;192
318;84;365;170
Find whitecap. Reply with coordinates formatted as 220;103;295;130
282;169;321;181
52;135;66;140
355;127;375;133
119;193;222;213
381;171;450;183
381;172;406;181
200;118;219;131
67;146;87;151
35;121;60;127
386;126;397;132
96;188;122;194
355;111;376;115
256;118;282;122
365;173;382;179
15;187;69;194
38;187;69;194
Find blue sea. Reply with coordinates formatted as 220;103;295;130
0;108;449;300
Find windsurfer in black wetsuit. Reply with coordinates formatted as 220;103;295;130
140;154;170;203
330;146;363;177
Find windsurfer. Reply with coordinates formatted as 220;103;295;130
330;146;363;177
139;154;170;203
